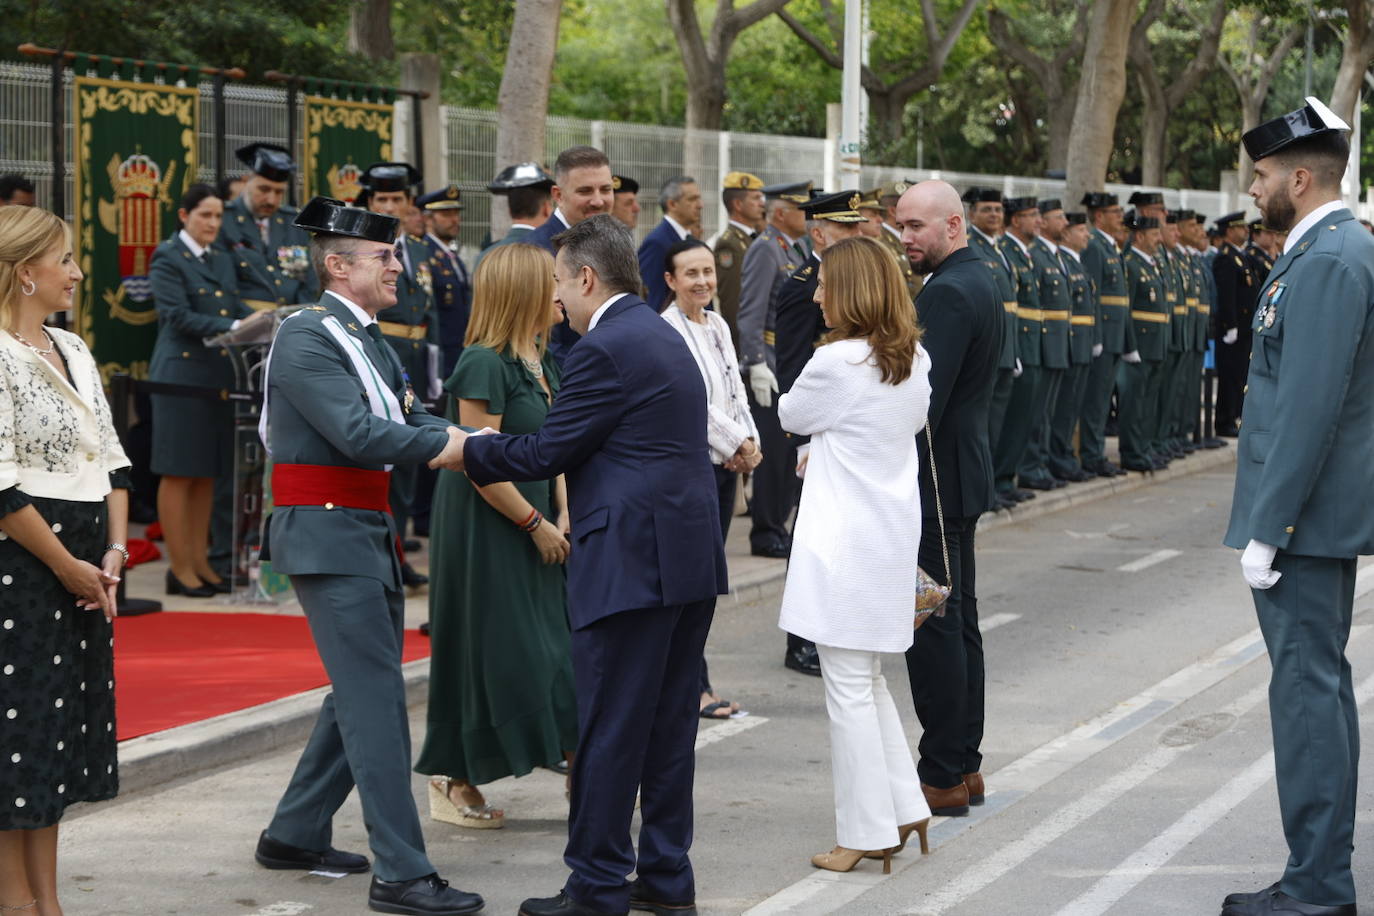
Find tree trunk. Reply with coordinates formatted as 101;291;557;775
348;0;394;60
1065;0;1135;206
492;0;563;237
1238;95;1262;197
1045;88;1078;173
867;87;911;148
668;0;794;132
685;76;727;131
1138;76;1169;186
1330;0;1374;127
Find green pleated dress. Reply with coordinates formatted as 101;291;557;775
414;345;578;786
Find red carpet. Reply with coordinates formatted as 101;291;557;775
112;612;430;741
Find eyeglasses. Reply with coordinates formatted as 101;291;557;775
338;248;399;266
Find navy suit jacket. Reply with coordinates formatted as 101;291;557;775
463;295;728;628
527;213;583;367
637;218;683;312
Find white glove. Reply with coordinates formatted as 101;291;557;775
749;363;779;408
1012;357;1023;379
1122;350;1142;364
1241;539;1281;590
795;443;810;480
1223;327;1238;345
1092;343;1104;358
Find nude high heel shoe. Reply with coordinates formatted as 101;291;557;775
812;845;893;875
866;818;930;859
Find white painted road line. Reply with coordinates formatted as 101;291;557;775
695;714;767;751
981;612;1021;633
1117;549;1182;572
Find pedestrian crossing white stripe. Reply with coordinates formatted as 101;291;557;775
981;613;1021;632
1116;549;1182;572
695;714;766;751
1056;669;1374;916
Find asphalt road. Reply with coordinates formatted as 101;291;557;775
56;467;1374;915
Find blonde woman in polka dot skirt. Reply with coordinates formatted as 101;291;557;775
0;206;131;915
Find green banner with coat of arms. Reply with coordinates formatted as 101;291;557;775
304;96;393;204
73;76;198;383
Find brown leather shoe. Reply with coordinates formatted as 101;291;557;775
921;781;970;817
963;772;985;806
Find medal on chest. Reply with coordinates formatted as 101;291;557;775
1256;281;1286;332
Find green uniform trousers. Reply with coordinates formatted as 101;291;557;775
1047;362;1091;479
993;366;1045;493
1156;350;1187;453
1079;352;1120;469
1019;368;1063;482
987;367;1014;456
1253;553;1358;907
1116;357;1163;467
267;574;434;882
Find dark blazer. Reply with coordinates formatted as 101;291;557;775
1212;242;1256;338
419;233;471;379
464;295;728;627
772;253;824;394
637;217;683;312
914;245;1002;519
148;234;251;389
526;213;583;366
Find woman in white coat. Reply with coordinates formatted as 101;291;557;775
777;235;933;874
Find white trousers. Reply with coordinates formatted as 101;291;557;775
815;643;930;850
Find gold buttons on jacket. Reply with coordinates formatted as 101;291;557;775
84;453;95;462
1285;526;1295;534
182;351;190;358
214;290;223;297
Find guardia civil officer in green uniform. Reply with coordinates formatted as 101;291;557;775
479;162;555;268
1077;192;1129;477
1156;209;1192;459
714;171;765;352
220;143;318;309
357;162;436;587
1181;212;1220;448
254;196;483;916
1115;212;1170;471
962;187;1021;509
1212;210;1255;436
1020;199;1073;488
1046;212;1097;481
992;197;1047;498
1164;209;1202;455
1220;97;1374;916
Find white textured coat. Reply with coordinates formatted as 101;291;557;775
777;338;931;653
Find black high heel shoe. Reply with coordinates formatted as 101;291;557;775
202;577;232;594
166;571;216;598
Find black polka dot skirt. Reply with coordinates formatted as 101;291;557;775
0;495;118;829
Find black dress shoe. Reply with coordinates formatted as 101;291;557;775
1225;883;1281;906
629;879;697;915
1012;488;1037;501
1221;886;1355;915
255;830;370;873
1049;477;1067;488
403;538;422;553
1065;468;1094;482
1119;460;1155;473
518;891;622;916
1020;476;1056;491
166;571;216;598
994;496;1016;512
784;645;822;676
1215;424;1239;437
1203;436;1226;448
1150;455;1170;470
369;874;484;915
401;563;429;588
750;541;790;559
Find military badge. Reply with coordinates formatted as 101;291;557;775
1264;308;1276;328
416;261;433;296
277;244;311;280
719;250;734;269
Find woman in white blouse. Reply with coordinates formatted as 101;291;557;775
0;206;131;915
661;238;761;720
777;235;932;874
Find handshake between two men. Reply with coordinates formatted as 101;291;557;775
428;425;495;472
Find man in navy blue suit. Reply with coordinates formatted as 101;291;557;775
526;146;617;367
637;175;703;311
455;214;728;916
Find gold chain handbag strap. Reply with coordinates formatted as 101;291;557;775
924;420;951;587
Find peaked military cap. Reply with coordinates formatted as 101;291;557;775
1128;190;1165;207
1249;219;1273;233
1217;211;1248;229
488;162;555;194
962;186;1003;204
612;175;639;194
1037;198;1064;213
236;142;296;182
295;196;398;243
360;162;421;193
1244;96;1351;161
1193;212;1208;225
1003;196;1039;216
762;180;812;203
417;184;464;210
800;189;866;223
1081;191;1118;209
1065;211;1088;226
723;171;764;190
856;189;882;210
877;180;916;201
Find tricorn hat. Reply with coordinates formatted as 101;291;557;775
612;174;640;194
1080;191;1118;210
236;142;295;183
360;162;421;194
1037;198;1064;214
1243;96;1351;162
488;162;555;194
962;186;1003;205
1065;212;1088;226
1003;196;1039;216
294;196;399;243
1128;190;1164;207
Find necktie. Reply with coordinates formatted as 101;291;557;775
258;218;270;246
364;322;404;389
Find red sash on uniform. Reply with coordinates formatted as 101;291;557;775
271;464;402;564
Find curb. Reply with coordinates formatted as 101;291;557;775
114;443;1235;791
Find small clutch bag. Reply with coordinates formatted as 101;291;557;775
915;420;951;631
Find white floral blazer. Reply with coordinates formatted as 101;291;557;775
0;327;130;504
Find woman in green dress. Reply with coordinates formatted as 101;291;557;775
415;242;577;828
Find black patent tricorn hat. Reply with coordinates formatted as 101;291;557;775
961;186;1003;204
488;162;555;194
360;162;421;193
1080;191;1118;209
1243;96;1351;162
236;142;295;182
294;196;399;243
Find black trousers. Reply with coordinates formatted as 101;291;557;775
746;388;796;550
905;513;984;789
1214;333;1250;428
700;465;737;696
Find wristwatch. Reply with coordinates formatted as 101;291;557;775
104;542;130;565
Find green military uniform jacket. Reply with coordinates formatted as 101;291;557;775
475;223;539;270
1031;237;1071;370
1000;234;1043;367
220;195;318;307
1225;208;1374;556
147;235;251;390
967;228;1018;370
263;292;452;584
378;234;440;394
1082;229;1130;354
1188;249;1212;352
1156;247;1188;354
878;224;922;303
1124;248;1169;362
713;221;754;352
1060;247;1096;365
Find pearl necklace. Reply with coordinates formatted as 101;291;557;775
10;329;55;357
519;355;544;379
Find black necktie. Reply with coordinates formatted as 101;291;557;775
363;322;403;388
